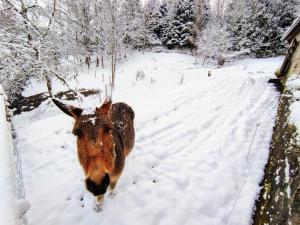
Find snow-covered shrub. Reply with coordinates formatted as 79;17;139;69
151;77;156;84
136;70;146;81
197;20;232;65
179;73;184;84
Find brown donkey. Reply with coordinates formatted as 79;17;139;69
47;82;135;208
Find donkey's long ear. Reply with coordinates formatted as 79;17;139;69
46;76;83;118
96;99;112;118
52;98;83;118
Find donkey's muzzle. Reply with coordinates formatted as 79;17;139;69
85;174;110;196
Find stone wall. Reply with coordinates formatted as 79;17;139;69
252;87;300;224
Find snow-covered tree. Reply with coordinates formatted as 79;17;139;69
164;0;197;49
92;0;107;67
252;0;298;57
158;0;171;40
194;0;211;31
225;0;251;52
0;0;62;101
56;0;95;65
98;0;126;89
197;19;232;65
214;0;229;20
225;0;298;57
144;0;161;39
121;0;152;49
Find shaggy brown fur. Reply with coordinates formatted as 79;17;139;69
52;99;135;201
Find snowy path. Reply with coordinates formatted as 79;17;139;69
132;73;278;225
13;53;282;225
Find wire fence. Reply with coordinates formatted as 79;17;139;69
1;86;27;224
10;123;26;199
1;90;26;199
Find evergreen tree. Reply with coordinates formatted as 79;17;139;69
226;0;298;57
156;0;169;39
121;0;145;48
157;0;174;42
144;0;161;40
164;0;197;49
252;0;298;57
225;0;253;52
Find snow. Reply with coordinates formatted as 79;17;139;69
13;52;283;225
289;100;300;142
285;158;291;199
0;86;19;225
282;16;300;41
287;74;300;144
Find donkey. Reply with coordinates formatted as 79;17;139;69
47;82;135;207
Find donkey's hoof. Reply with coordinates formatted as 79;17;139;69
109;190;117;199
93;201;103;213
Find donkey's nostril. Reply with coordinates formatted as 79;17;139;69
85;174;110;196
102;174;110;189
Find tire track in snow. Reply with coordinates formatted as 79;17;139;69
134;76;257;183
135;74;231;130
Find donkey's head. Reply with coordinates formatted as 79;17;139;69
53;98;115;196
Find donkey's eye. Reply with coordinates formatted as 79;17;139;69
103;127;111;133
74;128;84;138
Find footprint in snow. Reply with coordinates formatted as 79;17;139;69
65;194;72;201
79;192;85;208
153;178;159;183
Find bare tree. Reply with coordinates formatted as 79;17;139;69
0;0;63;100
194;0;211;31
98;0;126;90
213;0;228;20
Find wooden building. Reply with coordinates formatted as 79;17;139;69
280;16;300;78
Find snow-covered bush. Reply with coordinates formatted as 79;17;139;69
136;70;146;81
197;20;232;65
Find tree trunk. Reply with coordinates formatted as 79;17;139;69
111;54;116;90
85;56;90;69
101;55;104;68
202;55;208;66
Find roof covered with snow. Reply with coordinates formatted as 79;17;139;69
282;16;300;42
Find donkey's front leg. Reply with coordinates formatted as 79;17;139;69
109;174;121;198
93;195;104;212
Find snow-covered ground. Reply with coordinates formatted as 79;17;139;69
0;86;16;225
0;86;30;225
13;53;283;225
287;74;300;145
